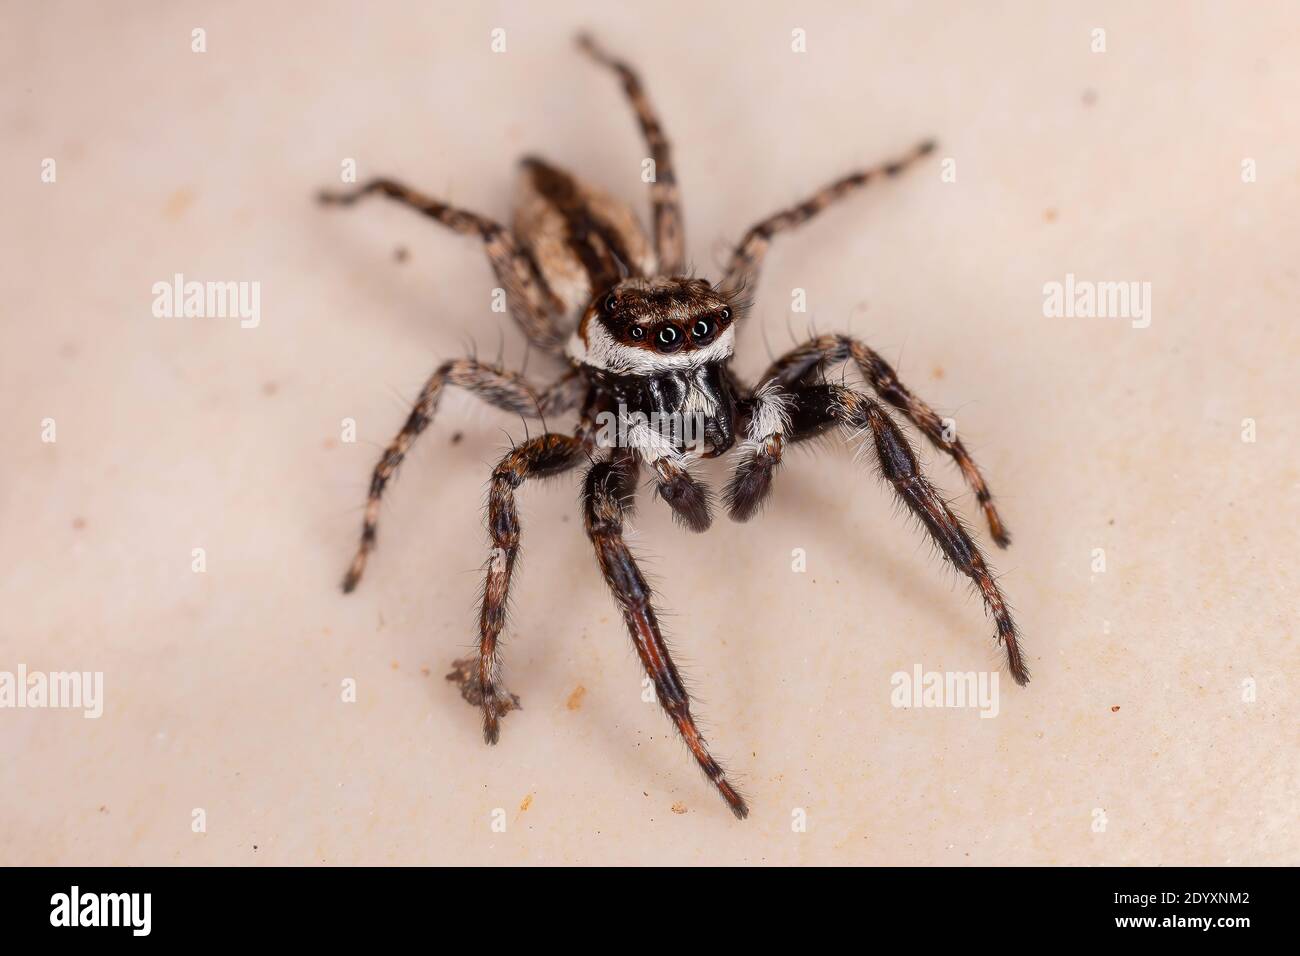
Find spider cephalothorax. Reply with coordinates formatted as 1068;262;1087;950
576;277;743;522
320;34;1026;820
570;278;737;373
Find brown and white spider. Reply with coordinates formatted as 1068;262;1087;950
319;34;1027;819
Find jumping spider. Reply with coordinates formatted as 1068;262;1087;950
320;34;1027;820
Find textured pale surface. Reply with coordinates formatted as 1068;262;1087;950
2;1;1297;865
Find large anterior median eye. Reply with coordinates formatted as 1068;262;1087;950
655;325;684;352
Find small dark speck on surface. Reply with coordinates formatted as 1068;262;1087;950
451;431;463;445
72;517;86;530
262;381;278;397
394;246;409;263
1111;705;1121;713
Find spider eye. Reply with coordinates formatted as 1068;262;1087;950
603;293;619;314
629;325;645;340
655;325;683;352
690;317;714;342
719;307;732;322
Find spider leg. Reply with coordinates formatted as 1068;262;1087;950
720;140;935;298
318;179;567;351
341;361;583;593
745;382;1029;685
467;433;590;743
760;334;1011;546
582;452;748;818
576;33;686;275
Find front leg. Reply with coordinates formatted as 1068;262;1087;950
729;382;1029;685
458;433;589;743
583;452;748;818
752;334;1012;546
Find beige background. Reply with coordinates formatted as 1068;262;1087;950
2;1;1297;865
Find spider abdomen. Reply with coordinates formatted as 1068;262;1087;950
514;157;657;321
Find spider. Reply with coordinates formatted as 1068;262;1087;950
319;34;1027;820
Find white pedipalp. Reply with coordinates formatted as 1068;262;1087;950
737;381;793;455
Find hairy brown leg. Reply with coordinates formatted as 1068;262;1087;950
720;139;935;297
847;388;1027;683
341;362;584;593
759;334;1010;546
576;33;686;275
736;383;1028;685
583;452;748;818
471;433;590;743
318;178;567;351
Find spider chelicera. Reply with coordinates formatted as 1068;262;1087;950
319;33;1027;819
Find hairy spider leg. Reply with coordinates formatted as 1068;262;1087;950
583;451;749;818
473;433;591;743
754;334;1011;546
319;179;568;351
720;139;936;299
734;382;1029;686
341;361;583;593
577;33;686;275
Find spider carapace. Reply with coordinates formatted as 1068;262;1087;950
320;34;1027;820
